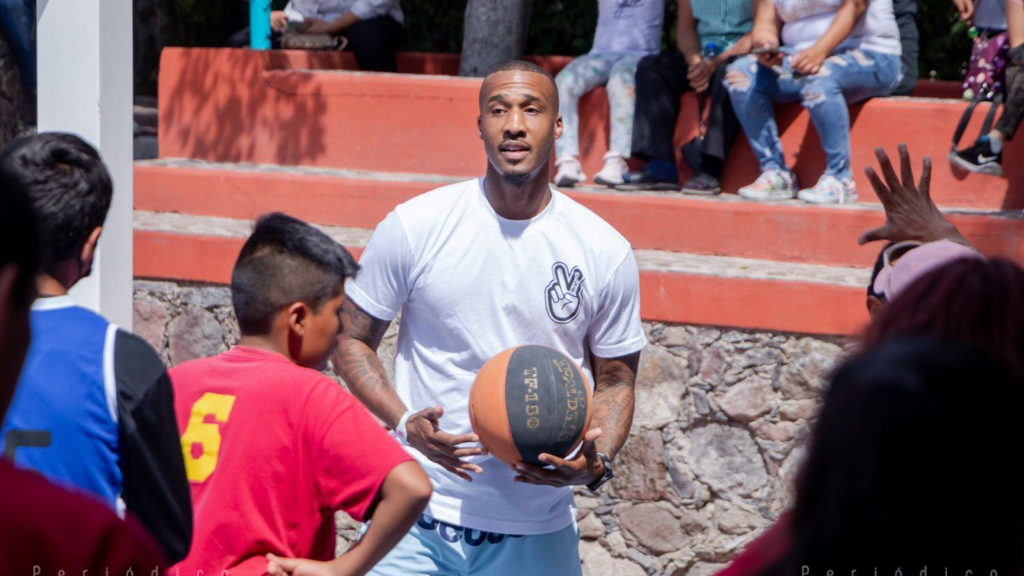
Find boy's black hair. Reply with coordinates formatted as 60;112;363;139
231;213;359;335
0;133;113;274
0;172;40;305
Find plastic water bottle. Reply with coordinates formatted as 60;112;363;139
250;0;272;50
702;42;720;59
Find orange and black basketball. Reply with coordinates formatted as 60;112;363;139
469;345;592;467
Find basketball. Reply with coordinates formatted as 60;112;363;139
469;345;593;467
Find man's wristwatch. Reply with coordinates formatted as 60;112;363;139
587;452;614;492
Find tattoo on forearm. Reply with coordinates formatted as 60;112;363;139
334;299;405;427
590;353;640;459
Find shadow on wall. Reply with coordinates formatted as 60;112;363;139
160;48;329;168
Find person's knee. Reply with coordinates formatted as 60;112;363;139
799;56;850;108
555;72;586;100
799;77;837;109
725;56;758;94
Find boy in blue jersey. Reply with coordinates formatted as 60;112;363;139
0;133;192;564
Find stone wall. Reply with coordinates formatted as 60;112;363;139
135;280;849;576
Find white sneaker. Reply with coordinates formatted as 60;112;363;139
554;156;586;187
738;169;798;201
797;174;858;205
593;152;629;187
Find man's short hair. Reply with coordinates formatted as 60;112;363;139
484;60;559;109
0;172;41;306
231;213;359;335
0;133;112;273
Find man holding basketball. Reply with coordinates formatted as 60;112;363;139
332;60;645;575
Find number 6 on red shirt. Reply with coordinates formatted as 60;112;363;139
180;393;236;482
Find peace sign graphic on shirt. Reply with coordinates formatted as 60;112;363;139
546;262;585;324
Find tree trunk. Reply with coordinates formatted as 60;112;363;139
0;31;26;147
459;0;535;77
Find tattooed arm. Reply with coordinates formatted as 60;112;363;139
333;298;404;427
512;351;641;487
589;352;640;461
333;298;486;481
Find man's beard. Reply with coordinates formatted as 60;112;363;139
501;170;532;186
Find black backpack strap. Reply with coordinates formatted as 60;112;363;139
979;90;1005;137
952;93;984;151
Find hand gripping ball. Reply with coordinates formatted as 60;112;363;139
469;345;592;466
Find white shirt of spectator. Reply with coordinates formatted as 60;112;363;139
775;0;902;56
590;0;665;55
284;0;403;25
345;178;646;536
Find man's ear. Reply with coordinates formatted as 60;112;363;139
866;295;886;319
477;116;483;140
554;114;563;140
79;226;103;276
286;301;310;337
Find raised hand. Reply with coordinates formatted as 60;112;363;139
860;143;970;247
546;263;584;323
512;428;605;488
405;405;487;482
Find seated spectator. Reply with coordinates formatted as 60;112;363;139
754;337;1024;576
0;152;165;574
726;0;903;205
553;0;665;188
951;0;1019;176
229;0;406;73
620;0;753;194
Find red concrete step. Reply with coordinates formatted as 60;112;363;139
134;160;1024;269
133;211;870;336
158;48;1022;210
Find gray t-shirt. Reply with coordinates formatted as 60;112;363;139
591;0;665;55
974;0;1007;30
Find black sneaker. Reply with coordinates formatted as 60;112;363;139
682;172;722;195
614;169;681;191
949;138;1003;177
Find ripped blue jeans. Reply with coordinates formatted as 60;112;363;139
725;49;901;181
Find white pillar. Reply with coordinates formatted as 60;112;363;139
36;0;133;328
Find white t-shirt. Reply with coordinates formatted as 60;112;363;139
346;179;647;535
590;0;665;55
284;0;403;24
775;0;902;55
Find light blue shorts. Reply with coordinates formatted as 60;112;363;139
367;514;582;576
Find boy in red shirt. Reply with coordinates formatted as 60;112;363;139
170;213;431;576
